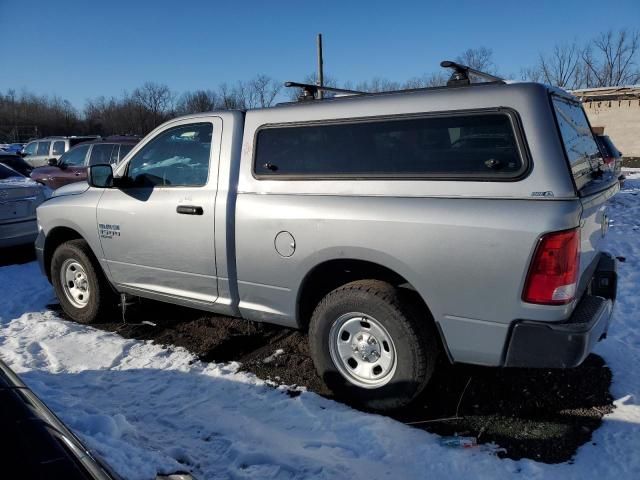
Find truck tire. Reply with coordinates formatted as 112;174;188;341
51;239;115;324
309;279;437;410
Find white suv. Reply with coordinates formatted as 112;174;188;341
22;136;99;168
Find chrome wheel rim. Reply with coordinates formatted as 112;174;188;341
60;259;90;308
329;312;397;389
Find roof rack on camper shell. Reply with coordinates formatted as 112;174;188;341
284;60;507;102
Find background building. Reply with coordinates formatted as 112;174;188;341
573;86;640;165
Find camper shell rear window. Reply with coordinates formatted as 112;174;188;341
254;110;527;180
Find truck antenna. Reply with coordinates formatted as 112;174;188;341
317;33;324;100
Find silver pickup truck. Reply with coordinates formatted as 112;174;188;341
35;68;619;410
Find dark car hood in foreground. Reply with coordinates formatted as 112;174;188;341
0;359;117;479
0;360;197;479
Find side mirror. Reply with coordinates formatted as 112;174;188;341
88;164;114;188
48;158;58;166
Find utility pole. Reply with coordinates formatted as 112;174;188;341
317;33;324;99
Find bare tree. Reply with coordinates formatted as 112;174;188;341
524;29;640;89
246;74;281;108
403;72;448;88
218;82;248;109
132;82;174;113
84;94;141;135
353;77;402;93
175;90;218;115
520;66;544;83
582;30;640;87
537;43;583;89
131;82;174;131
0;88;81;140
456;47;496;73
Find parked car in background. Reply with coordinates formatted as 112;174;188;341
31;137;138;190
21;136;100;168
0;163;50;247
1;143;25;154
0;152;33;176
595;134;625;187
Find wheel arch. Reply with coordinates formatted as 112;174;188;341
296;258;449;355
43;227;87;281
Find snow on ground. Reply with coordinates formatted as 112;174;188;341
1;176;640;480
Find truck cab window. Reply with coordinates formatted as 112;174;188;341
126;123;212;187
36;141;51;156
52;141;66;155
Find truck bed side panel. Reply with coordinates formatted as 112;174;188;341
235;194;582;364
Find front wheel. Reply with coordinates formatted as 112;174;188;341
51;239;115;324
309;280;438;410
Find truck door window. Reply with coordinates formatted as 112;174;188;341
126;123;212;187
89;144;116;165
52;141;66;155
110;145;121;164
36;141;51;156
117;144;134;162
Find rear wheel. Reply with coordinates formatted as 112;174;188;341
309;280;438;410
51;239;115;324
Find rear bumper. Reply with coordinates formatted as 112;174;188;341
0;219;38;248
503;252;617;368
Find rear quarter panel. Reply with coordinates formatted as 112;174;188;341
235;193;582;364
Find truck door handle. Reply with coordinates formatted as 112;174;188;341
176;205;203;215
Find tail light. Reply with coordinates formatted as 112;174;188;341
523;228;580;305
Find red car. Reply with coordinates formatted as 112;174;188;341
30;137;138;190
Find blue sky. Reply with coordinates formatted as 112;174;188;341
1;0;638;108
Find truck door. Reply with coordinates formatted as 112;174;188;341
96;118;221;303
